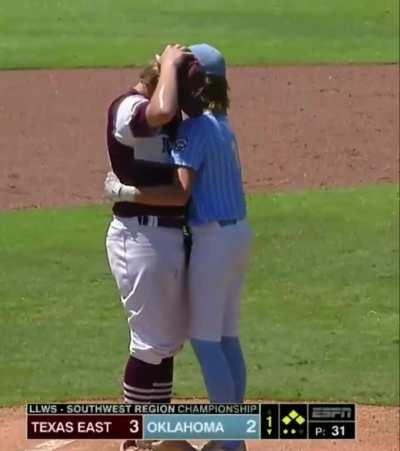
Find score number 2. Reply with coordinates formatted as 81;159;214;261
246;419;257;433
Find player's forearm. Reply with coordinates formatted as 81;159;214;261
104;172;188;206
134;185;189;206
146;62;179;127
104;170;193;207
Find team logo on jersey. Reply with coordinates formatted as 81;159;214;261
174;138;188;152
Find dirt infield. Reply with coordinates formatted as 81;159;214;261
0;64;398;450
0;64;398;210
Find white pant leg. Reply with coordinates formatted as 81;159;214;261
223;221;252;336
106;217;187;364
189;220;252;341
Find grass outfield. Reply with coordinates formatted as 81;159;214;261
0;0;398;69
0;185;398;407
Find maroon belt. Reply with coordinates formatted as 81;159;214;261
137;215;185;229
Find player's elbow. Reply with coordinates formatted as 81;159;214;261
146;107;175;128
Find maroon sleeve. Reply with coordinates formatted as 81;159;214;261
129;101;156;138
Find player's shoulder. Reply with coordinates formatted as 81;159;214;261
173;115;212;154
119;91;148;111
111;92;149;130
109;90;147;113
178;113;211;135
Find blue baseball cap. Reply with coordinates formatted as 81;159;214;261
189;43;226;77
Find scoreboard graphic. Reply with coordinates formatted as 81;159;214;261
27;403;356;441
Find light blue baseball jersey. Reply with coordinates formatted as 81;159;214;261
171;111;247;225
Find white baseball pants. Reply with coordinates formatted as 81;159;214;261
188;219;252;341
106;216;187;364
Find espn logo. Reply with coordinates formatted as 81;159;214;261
310;405;355;421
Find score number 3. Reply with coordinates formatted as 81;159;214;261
130;419;140;434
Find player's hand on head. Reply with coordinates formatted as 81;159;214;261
159;44;193;68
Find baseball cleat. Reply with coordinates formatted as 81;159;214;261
119;440;155;450
152;440;198;450
137;440;157;449
119;439;139;450
201;441;247;451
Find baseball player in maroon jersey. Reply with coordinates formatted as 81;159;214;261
106;44;251;451
105;45;197;451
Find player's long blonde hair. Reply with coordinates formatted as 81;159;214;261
201;75;230;114
139;58;160;91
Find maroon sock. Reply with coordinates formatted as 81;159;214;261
152;357;173;403
123;356;156;403
123;356;173;404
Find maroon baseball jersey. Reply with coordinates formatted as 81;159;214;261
106;89;185;218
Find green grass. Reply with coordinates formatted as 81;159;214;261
0;0;398;69
0;185;398;406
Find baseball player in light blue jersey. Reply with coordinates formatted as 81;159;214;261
106;43;252;451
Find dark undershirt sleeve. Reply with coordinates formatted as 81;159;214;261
129;101;156;138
